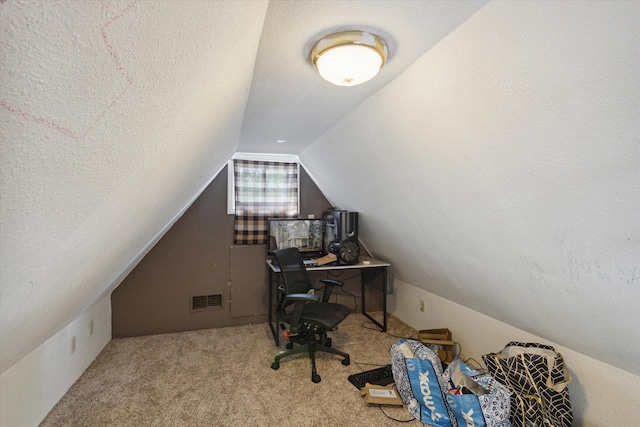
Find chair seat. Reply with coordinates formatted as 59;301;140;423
282;302;351;331
303;302;351;330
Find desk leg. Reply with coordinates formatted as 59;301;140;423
268;268;279;346
382;267;387;331
361;266;387;332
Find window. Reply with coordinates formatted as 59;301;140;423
229;156;299;245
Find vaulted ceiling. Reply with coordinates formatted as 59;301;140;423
238;0;487;153
1;0;638;378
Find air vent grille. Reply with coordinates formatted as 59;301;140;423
190;294;223;312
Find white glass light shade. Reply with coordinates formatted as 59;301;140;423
311;31;387;87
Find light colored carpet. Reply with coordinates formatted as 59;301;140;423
41;313;421;426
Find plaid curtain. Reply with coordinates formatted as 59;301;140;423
233;159;298;245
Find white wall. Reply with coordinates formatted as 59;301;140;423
300;0;640;376
0;296;111;427
389;279;640;426
0;0;268;376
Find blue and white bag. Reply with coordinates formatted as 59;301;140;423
391;339;452;426
391;339;511;427
443;358;511;427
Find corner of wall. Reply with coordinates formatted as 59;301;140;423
0;295;112;427
388;279;640;426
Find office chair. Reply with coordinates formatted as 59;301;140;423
270;247;351;383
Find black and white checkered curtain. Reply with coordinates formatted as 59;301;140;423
233;160;298;245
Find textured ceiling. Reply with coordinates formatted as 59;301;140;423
238;0;488;153
0;0;488;373
300;1;640;375
2;0;639;383
0;0;269;374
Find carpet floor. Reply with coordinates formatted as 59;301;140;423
41;312;421;426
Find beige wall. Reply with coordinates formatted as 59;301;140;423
389;280;640;426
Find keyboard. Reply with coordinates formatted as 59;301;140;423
348;364;394;389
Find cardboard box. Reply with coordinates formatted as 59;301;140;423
418;328;452;343
418;328;455;364
314;253;337;266
360;384;404;406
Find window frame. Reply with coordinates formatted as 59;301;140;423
227;152;300;215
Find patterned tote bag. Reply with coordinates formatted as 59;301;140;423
482;342;572;427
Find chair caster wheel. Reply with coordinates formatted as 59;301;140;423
271;362;279;370
312;374;321;383
342;356;350;366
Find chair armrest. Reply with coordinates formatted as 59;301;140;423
285;293;321;303
319;279;344;302
320;279;344;287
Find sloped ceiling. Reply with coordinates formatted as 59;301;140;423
1;0;639;380
301;2;640;375
0;0;269;373
0;0;488;375
238;0;488;153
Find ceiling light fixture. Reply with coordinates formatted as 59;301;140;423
310;30;388;87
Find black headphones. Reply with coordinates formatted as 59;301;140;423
329;236;360;264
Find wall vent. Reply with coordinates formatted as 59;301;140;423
190;294;223;312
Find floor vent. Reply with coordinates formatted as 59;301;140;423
190;294;223;312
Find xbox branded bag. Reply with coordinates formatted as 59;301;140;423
391;339;512;427
390;339;452;426
443;358;512;427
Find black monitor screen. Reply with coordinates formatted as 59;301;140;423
267;218;325;257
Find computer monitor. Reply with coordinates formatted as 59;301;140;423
267;218;325;257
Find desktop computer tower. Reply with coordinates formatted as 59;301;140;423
323;209;358;253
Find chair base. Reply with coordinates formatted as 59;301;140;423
271;334;350;383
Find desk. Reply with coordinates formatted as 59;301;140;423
267;258;391;345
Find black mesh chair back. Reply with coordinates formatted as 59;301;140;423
276;247;312;295
271;247;351;383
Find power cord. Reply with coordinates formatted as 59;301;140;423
327;270;360;282
359;320;417;341
332;287;359;311
352;360;389;372
379;405;416;423
313;271;360;310
463;357;487;373
349;359;415;423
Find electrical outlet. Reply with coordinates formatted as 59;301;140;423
89;320;94;336
70;335;76;354
420;300;425;312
